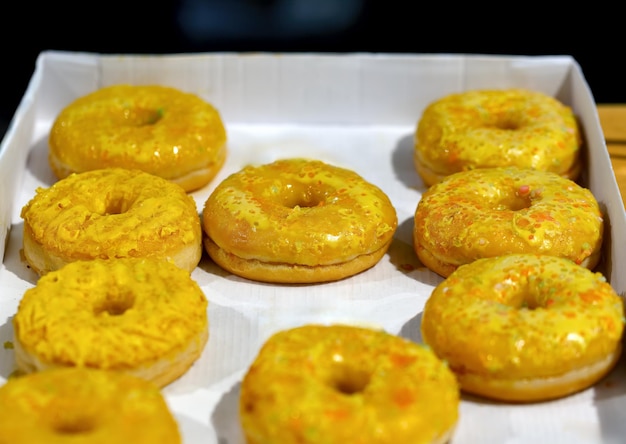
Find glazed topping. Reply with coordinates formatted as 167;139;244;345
415;88;581;178
414;167;603;270
240;325;459;443
21;168;201;260
203;158;398;265
421;254;624;378
0;367;181;442
49;84;227;181
13;258;208;368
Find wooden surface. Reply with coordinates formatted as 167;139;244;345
598;104;626;209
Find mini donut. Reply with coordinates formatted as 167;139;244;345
49;84;227;192
414;88;582;186
20;167;203;276
202;158;398;283
421;254;625;402
240;324;460;444
413;166;603;278
12;257;209;388
0;367;181;443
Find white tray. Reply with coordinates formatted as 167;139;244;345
1;51;625;444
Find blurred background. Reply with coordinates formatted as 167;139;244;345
2;0;622;138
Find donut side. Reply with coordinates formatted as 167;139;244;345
414;88;582;186
20;168;203;276
202;158;398;283
12;258;209;388
421;254;625;402
0;367;181;443
413;167;603;277
203;235;394;284
240;324;460;443
48;84;228;192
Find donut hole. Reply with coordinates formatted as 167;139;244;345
493;117;521;131
327;362;371;395
280;183;333;209
94;290;135;316
503;194;532;211
104;196;134;215
52;416;97;435
123;107;163;126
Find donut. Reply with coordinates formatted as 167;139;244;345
421;253;624;402
413;166;603;278
48;84;227;192
239;324;460;444
12;257;209;388
0;367;181;443
202;158;398;283
414;88;581;186
20;167;203;276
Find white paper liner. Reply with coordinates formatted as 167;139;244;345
1;51;625;444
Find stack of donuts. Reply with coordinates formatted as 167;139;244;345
6;84;231;441
3;83;624;443
411;88;624;403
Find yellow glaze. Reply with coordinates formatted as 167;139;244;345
13;258;208;387
240;324;459;444
0;367;181;443
414;88;581;186
413;167;603;278
49;84;227;192
21;168;202;274
202;158;397;281
421;254;625;402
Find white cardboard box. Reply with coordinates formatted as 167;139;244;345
1;51;625;444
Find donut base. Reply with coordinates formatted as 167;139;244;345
414;231;602;279
49;144;227;193
13;325;209;389
414;156;583;188
204;236;393;284
457;345;621;403
22;223;203;276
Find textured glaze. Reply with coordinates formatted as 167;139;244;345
414;88;581;186
240;324;459;444
203;158;397;266
0;367;181;443
421;254;624;401
413;167;603;277
21;168;202;273
13;258;208;384
49;84;227;192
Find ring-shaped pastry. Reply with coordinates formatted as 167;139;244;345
49;84;227;192
21;167;203;276
240;324;460;443
413;167;603;278
414;88;581;186
421;254;624;402
12;257;209;388
202;158;398;283
0;367;181;443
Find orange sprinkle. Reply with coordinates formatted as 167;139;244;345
393;388;415;408
390;353;417;368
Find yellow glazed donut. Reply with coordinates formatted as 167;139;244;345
421;254;624;403
202;158;398;283
240;324;460;444
413;166;603;278
414;88;581;186
20;167;202;276
12;257;209;388
49;84;227;192
0;367;181;444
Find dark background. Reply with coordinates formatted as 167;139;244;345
2;1;623;138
